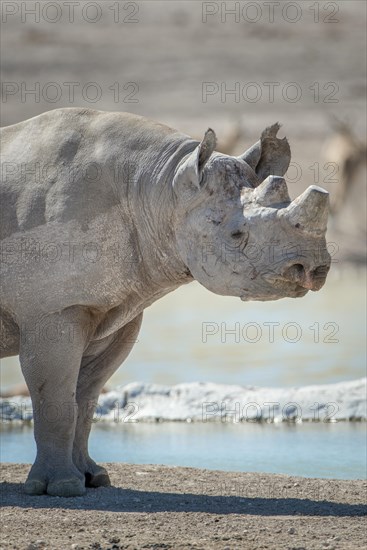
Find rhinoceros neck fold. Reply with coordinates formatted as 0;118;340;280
119;134;198;291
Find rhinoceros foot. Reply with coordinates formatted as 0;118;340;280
47;478;86;497
85;467;111;488
77;458;111;488
24;464;86;497
24;479;47;495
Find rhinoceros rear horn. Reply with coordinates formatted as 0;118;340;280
283;185;329;236
238;123;291;184
254;175;291;207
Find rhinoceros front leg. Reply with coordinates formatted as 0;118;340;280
19;307;95;497
72;314;143;487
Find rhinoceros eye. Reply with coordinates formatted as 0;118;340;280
231;230;244;239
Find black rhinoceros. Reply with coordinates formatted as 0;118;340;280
0;108;330;496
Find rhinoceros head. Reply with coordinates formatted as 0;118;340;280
172;124;331;301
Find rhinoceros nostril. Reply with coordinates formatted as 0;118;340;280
292;263;305;277
283;263;305;282
312;265;330;279
281;262;329;291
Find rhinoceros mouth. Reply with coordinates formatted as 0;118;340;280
286;285;310;297
239;278;309;301
269;278;310;296
240;285;309;302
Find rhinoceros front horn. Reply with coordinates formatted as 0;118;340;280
283;185;329;236
254;175;291;207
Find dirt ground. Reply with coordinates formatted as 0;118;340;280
0;463;366;550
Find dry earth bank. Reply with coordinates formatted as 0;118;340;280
0;463;366;550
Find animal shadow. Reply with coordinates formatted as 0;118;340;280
1;482;366;517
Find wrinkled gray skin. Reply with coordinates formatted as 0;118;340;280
0;109;331;496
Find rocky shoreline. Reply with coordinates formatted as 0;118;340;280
1;378;366;423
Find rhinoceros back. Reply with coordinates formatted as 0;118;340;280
0;108;185;240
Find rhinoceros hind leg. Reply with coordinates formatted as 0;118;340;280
73;314;143;487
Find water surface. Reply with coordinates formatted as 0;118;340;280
1;422;365;480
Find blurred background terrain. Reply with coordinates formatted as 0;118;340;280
1;0;366;391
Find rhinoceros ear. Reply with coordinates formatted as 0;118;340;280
238;123;291;183
173;129;216;190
